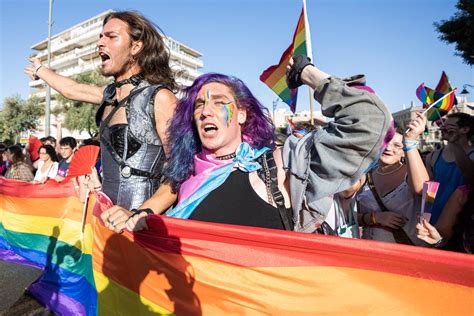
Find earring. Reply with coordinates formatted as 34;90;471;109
400;157;406;164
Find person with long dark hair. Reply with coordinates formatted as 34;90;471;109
33;145;59;184
4;145;34;182
25;11;177;209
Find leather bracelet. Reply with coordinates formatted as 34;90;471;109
129;208;154;218
34;64;43;77
430;237;444;248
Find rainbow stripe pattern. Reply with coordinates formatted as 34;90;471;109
260;8;306;112
2;178;474;315
416;71;457;121
0;178;96;315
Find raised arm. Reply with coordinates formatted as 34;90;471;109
283;56;392;230
25;57;104;104
403;112;430;194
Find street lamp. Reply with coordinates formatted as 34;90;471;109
460;84;474;95
45;0;54;136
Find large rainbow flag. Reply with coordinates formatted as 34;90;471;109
416;71;457;121
260;8;307;112
2;178;474;315
0;178;96;315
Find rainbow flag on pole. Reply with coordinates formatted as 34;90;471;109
260;8;307;112
2;179;474;315
416;71;457;121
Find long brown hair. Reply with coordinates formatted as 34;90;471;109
103;11;178;91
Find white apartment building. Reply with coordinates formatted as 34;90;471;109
28;10;203;139
272;108;326;129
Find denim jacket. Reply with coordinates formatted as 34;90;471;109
282;75;392;233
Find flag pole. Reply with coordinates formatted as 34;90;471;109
303;0;314;125
405;88;457;134
80;189;90;239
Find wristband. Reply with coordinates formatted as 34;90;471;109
129;208;154;218
34;64;43;77
403;145;418;151
402;139;418;145
430;237;444;248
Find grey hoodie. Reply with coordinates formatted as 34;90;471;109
282;75;392;233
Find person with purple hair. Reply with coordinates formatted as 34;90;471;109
104;56;392;234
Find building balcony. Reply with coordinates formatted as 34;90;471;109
35;27;100;58
169;50;204;68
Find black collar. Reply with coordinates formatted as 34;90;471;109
114;73;143;88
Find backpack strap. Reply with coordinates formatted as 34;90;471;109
258;151;294;230
366;172;414;245
428;148;442;177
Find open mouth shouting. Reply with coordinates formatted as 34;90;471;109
98;51;111;67
202;123;218;136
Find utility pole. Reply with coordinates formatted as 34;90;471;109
45;0;53;136
272;98;279;124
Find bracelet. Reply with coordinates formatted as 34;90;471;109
402;139;418;145
93;186;102;191
402;140;418;151
370;212;377;225
430;237;444;248
34;64;43;77
403;145;418;151
129;208;154;218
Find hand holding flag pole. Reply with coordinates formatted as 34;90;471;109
405;88;457;134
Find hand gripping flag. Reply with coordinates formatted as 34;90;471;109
416;71;457;121
260;8;307;113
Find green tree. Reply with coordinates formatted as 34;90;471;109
56;69;110;137
0;95;44;142
435;0;474;65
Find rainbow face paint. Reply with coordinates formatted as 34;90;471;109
222;102;234;127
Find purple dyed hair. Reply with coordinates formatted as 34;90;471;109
164;73;276;192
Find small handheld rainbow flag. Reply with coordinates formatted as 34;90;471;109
420;181;440;222
415;71;457;121
260;7;307;113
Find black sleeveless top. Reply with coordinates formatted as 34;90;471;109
190;170;285;230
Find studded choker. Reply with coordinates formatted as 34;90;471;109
114;73;143;88
215;153;236;160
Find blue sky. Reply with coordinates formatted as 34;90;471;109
0;0;472;113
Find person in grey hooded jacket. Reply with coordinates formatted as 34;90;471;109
283;55;393;233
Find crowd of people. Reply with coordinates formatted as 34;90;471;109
2;10;472;256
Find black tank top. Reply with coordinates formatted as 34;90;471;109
190;170;285;230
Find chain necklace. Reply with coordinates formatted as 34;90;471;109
375;163;404;176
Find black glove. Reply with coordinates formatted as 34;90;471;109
286;55;313;89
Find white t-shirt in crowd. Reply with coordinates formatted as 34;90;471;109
34;160;59;182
